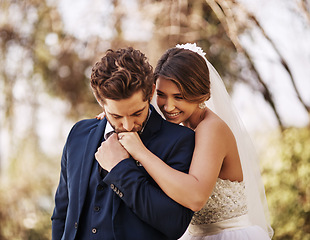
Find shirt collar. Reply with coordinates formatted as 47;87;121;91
103;121;115;140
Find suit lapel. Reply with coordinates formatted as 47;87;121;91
78;119;107;216
140;105;163;145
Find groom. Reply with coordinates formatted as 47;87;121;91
51;47;195;240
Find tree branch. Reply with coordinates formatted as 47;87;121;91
205;0;284;130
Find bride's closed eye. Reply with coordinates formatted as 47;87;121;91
174;95;184;100
156;91;166;98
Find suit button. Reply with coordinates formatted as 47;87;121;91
97;185;104;191
94;206;100;212
110;184;115;190
92;228;97;234
119;192;123;198
74;222;78;229
136;160;142;166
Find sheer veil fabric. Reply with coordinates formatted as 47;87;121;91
176;43;273;238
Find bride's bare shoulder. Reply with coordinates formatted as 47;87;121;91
197;109;232;137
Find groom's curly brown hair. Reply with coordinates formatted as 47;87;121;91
90;47;154;105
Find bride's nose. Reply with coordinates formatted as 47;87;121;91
164;98;175;112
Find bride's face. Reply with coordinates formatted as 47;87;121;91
156;76;199;125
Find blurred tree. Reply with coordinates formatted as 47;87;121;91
1;0;310;239
297;0;310;24
262;127;310;239
0;0;104;123
0;0;102;238
141;0;310;130
0;135;55;239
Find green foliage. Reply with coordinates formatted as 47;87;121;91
0;135;58;240
262;127;310;240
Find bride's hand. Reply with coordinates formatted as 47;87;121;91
96;111;105;120
118;132;147;160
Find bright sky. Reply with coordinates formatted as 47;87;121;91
58;0;153;41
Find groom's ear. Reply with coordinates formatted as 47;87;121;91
101;104;107;114
149;84;156;102
95;96;106;108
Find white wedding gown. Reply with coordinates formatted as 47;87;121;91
179;178;271;240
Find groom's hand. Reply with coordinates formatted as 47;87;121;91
95;133;130;172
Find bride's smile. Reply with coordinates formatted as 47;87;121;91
156;76;200;125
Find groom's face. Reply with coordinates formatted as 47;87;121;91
102;90;150;133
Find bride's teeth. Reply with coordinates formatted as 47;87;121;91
167;112;179;117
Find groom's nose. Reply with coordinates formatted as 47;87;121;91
122;117;134;132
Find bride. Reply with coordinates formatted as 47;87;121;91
98;43;273;239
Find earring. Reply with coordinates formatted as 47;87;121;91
198;102;206;109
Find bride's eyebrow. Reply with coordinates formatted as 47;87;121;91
156;90;167;96
156;89;182;96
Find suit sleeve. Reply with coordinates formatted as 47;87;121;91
103;130;195;239
51;142;68;240
51;121;82;240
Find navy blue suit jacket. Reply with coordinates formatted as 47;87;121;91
51;106;195;240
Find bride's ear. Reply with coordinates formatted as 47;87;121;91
205;93;211;101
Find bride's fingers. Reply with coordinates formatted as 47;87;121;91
95;112;106;120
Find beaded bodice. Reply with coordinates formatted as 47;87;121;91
191;178;248;225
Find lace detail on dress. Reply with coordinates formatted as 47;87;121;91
191;178;248;225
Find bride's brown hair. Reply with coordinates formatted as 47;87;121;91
154;48;210;103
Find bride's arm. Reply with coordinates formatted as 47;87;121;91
119;120;230;211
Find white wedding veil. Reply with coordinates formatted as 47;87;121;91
176;43;273;238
